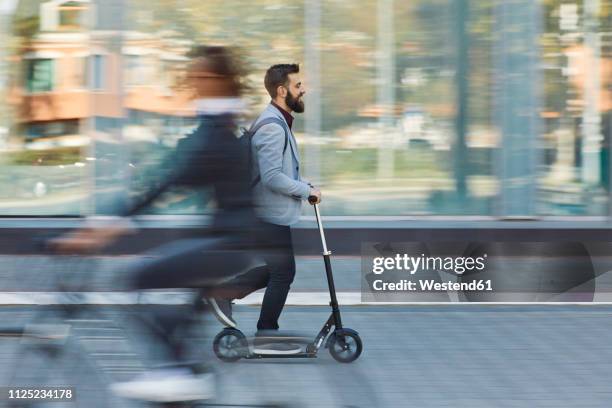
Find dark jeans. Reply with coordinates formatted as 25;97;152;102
256;223;295;330
128;236;254;365
215;222;296;331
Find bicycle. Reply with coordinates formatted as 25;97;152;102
0;245;295;408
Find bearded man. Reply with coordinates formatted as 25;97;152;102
207;64;322;354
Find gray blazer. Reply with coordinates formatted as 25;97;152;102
251;104;310;226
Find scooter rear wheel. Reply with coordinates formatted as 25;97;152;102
328;330;362;363
213;328;248;362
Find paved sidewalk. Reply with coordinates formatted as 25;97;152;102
1;305;612;407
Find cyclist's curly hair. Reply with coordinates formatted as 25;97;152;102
187;45;250;96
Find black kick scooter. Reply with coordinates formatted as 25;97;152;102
212;199;363;363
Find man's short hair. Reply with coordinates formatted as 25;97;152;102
264;64;300;98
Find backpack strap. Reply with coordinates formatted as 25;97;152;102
248;117;289;188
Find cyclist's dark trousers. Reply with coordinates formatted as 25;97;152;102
127;237;252;364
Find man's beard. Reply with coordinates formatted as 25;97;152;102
285;92;304;113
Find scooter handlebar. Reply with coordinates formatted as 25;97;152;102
308;195;319;205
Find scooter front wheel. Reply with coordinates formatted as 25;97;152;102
328;329;362;363
213;328;248;362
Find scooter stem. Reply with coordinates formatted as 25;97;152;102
312;202;343;330
313;203;330;255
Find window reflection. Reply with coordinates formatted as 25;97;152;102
0;0;610;217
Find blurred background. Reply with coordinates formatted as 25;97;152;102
0;0;610;218
2;4;612;406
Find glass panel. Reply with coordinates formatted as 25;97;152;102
0;0;89;215
537;0;612;215
314;0;468;215
0;0;610;217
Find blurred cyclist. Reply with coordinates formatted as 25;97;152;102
53;45;258;403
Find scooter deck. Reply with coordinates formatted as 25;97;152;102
244;351;317;359
242;336;318;359
244;335;313;344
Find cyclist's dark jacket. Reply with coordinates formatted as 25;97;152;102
124;113;256;239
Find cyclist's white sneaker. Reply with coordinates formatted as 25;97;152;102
110;368;215;402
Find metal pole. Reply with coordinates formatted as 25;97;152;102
89;0;127;215
494;0;541;216
376;0;395;181
581;0;602;185
304;0;321;185
609;110;612;220
454;0;468;200
313;203;342;328
0;8;9;131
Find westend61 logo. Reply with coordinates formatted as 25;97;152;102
372;253;487;276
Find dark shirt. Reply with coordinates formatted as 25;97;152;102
271;101;294;130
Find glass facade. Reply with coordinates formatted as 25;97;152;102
0;0;610;218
